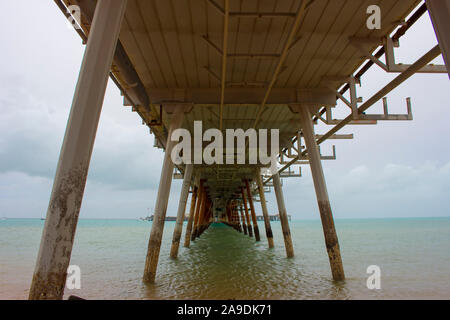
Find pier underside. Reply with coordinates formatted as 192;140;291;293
29;0;449;299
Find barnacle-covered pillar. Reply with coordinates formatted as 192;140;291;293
170;164;193;258
183;183;198;248
238;202;248;235
272;173;294;258
245;179;260;241
241;187;253;237
256;169;274;248
29;0;128;300
143;106;186;283
298;106;345;281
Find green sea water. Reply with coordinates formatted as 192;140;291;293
1;217;449;300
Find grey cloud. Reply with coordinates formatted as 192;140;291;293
0;1;449;219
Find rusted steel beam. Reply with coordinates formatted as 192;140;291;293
29;0;128;300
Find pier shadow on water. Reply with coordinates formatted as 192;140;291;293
141;223;350;300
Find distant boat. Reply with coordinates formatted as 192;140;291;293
139;207;154;221
1;217;6;221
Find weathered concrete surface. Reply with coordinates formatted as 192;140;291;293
245;180;261;242
299;106;345;281
239;204;248;235
256;170;274;248
29;0;127;300
183;185;198;248
272;173;294;258
143;108;184;283
192;185;206;241
241;188;253;237
170;164;193;258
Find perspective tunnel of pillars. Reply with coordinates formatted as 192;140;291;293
29;0;449;299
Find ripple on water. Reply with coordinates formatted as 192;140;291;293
3;219;450;300
140;224;351;300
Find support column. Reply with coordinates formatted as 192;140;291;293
427;0;450;78
239;203;248;235
245;180;260;241
241;188;253;237
198;198;209;236
190;181;204;241
235;202;243;233
192;185;206;241
256;169;274;248
170;164;193;258
200;200;211;235
183;185;198;248
29;0;127;300
299;106;345;281
272;173;294;258
143;107;185;283
204;199;212;231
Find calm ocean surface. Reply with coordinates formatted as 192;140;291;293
1;217;449;300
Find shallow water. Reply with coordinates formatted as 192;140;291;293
1;218;450;299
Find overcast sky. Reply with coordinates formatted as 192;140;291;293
0;1;449;220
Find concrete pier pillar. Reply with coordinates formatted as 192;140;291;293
245;180;261;241
299;106;345;281
256;169;274;248
241;188;253;237
235;202;243;232
192;184;206;241
239;203;248;235
170;164;193;258
28;0;127;300
226;202;231;224
190;181;204;242
272;173;295;258
183;185;198;248
198;197;209;236
143;107;185;283
427;0;450;77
